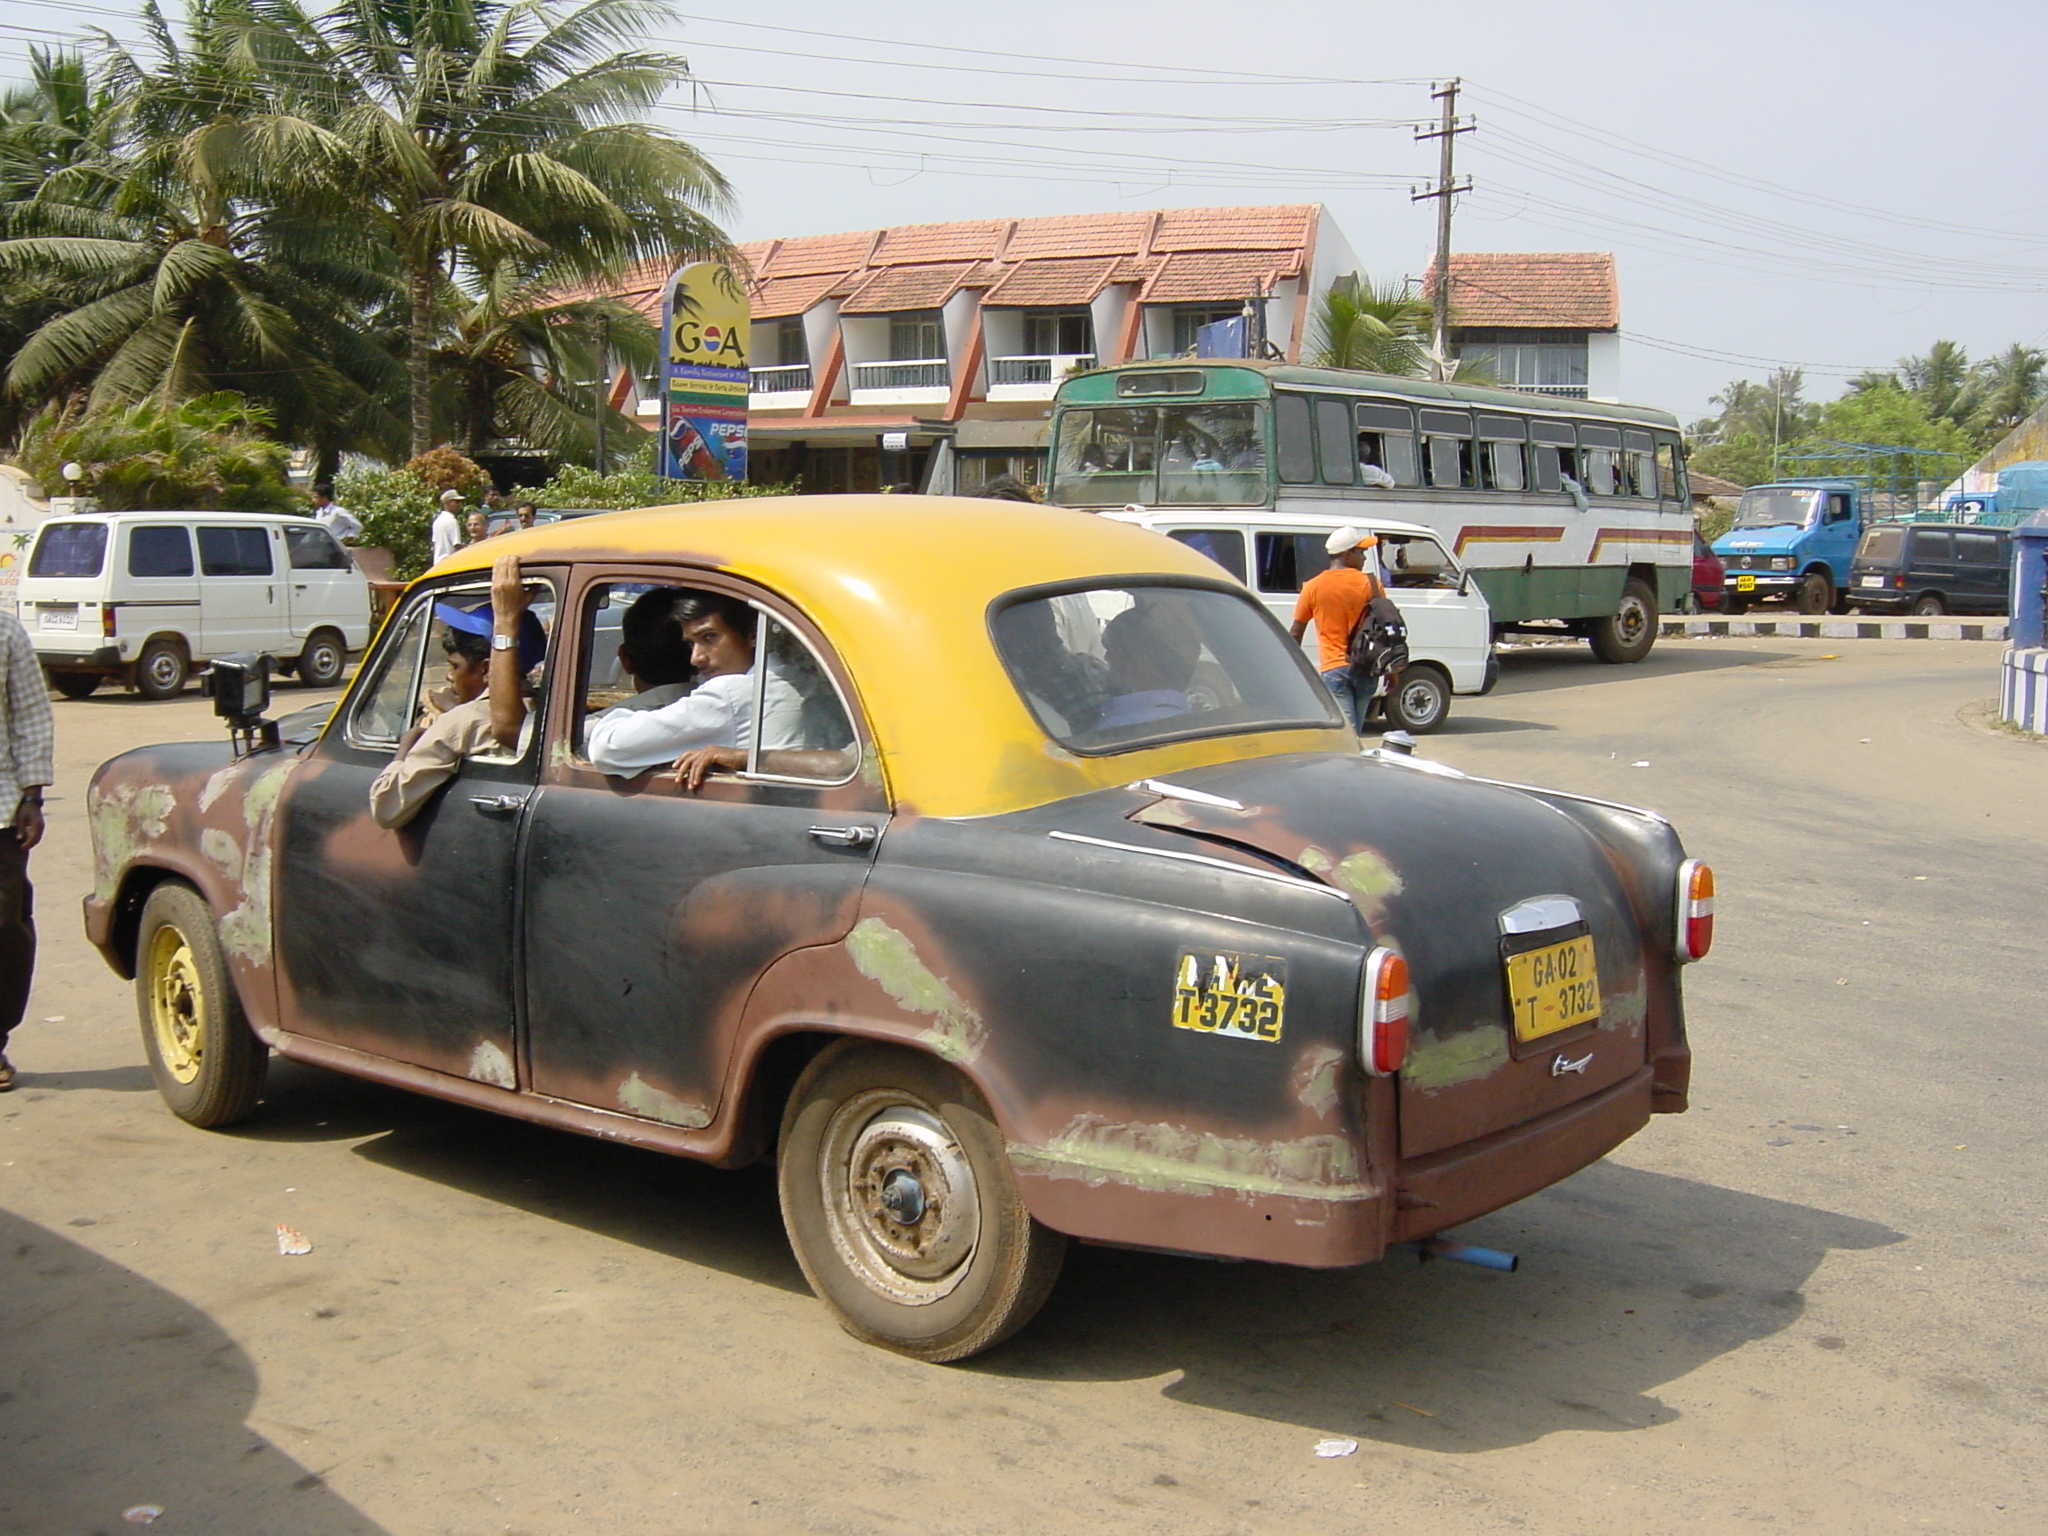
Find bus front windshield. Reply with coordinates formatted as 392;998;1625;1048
1050;403;1266;507
1732;488;1817;530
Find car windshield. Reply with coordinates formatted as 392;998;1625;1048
992;581;1339;753
1732;488;1816;529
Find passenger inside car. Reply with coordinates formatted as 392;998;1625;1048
605;586;698;711
1094;600;1201;731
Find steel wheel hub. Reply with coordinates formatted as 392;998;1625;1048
146;926;204;1084
820;1093;980;1304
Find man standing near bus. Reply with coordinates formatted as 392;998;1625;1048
1289;526;1384;732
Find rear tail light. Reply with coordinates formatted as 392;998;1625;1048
1361;947;1410;1076
101;606;116;638
1676;860;1715;962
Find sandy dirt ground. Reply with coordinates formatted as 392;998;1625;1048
1;636;2042;1535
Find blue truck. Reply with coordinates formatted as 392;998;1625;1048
1712;478;1866;614
1938;461;2048;527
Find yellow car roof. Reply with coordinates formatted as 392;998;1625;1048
430;494;1352;817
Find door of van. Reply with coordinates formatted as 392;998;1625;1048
195;523;281;657
1375;530;1491;692
1951;529;2008;613
1905;528;1957;607
282;523;369;641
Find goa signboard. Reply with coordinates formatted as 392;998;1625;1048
658;262;749;482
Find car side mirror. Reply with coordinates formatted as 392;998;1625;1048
203;652;281;755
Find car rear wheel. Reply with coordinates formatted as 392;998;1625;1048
1795;572;1833;614
296;628;347;688
778;1040;1067;1362
133;638;189;700
1590;577;1658;663
135;883;268;1127
1385;665;1451;734
1911;594;1947;616
48;670;100;699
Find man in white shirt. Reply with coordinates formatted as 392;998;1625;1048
431;490;465;565
308;484;363;542
586;590;801;775
1;608;55;1090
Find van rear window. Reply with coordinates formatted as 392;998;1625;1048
1857;527;1903;563
28;522;106;578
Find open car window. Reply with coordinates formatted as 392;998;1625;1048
1381;532;1464;590
346;579;555;756
993;582;1339;755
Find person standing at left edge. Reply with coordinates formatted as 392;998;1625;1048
0;605;54;1091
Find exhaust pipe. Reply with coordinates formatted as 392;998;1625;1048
1401;1237;1519;1273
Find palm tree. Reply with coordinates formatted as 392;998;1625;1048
1307;273;1433;375
1899;340;1971;424
1966;344;2047;441
209;0;733;456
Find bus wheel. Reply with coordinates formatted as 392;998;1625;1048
1590;578;1658;664
1795;572;1833;614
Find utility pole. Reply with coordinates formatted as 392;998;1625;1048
1412;79;1473;381
592;313;610;476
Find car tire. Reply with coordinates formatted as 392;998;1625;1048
296;628;347;688
1385;665;1451;734
1724;592;1748;615
134;882;268;1128
1795;572;1833;615
778;1040;1067;1363
1590;577;1658;663
133;638;189;700
1911;594;1946;616
48;671;100;699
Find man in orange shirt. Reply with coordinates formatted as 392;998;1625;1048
1289;525;1384;731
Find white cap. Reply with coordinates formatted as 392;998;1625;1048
439;489;463;503
1324;524;1378;556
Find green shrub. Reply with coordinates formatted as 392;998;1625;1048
11;393;294;512
532;444;794;509
336;466;437;579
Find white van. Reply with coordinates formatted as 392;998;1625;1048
17;511;372;699
1105;509;1497;732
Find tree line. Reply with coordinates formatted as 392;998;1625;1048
0;0;731;497
1687;340;2047;488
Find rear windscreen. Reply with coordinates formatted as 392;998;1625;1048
28;522;107;578
1857;526;1903;563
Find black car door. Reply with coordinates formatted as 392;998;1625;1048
1953;530;2007;613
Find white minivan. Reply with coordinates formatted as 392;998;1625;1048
1105;509;1498;732
18;511;372;699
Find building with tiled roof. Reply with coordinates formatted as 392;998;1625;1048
603;203;1358;493
1427;252;1621;402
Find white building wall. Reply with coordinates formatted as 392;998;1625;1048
1587;331;1623;402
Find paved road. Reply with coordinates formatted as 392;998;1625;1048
2;640;2042;1535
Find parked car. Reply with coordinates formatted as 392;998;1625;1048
481;505;611;539
1688;533;1726;613
1106;509;1497;734
1847;522;2012;616
83;496;1710;1361
17;511;371;698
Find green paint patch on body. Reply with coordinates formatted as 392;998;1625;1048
1296;844;1335;874
1292;1045;1348;1117
617;1071;712;1128
1333;849;1403;919
1402;1024;1510;1090
844;916;987;1064
1600;971;1648;1033
218;758;298;963
89;782;177;900
1011;1115;1374;1202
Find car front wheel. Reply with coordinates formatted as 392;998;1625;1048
135;883;268;1127
1795;572;1833;614
778;1041;1067;1362
1385;665;1451;733
296;628;347;687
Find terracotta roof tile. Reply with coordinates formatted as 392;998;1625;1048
760;229;876;278
1431;252;1619;330
837;262;976;315
1150;204;1316;252
999;211;1155;260
750;272;844;320
1140;250;1298;304
870;220;1010;265
980;256;1120;307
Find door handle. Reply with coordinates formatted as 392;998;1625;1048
469;794;528;815
808;823;877;849
294;583;308;592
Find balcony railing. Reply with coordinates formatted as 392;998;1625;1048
851;359;950;391
990;353;1097;385
1518;383;1589;399
749;364;812;394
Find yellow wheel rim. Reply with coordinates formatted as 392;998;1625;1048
146;925;205;1085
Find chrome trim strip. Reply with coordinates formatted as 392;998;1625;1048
1133;778;1247;811
1469;775;1672;827
1499;894;1583;936
1047;829;1348;900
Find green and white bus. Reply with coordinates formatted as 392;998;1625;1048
1046;361;1692;663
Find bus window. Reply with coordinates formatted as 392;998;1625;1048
1254;531;1328;594
1168;528;1248;582
1655;438;1688;502
1314;397;1355;485
1478;416;1527;492
1357;403;1418;487
1420;409;1475;490
1050;406;1160;506
1578;425;1622;496
1529;419;1577;496
1158;403;1263;506
1275;394;1316;485
1621;430;1656;498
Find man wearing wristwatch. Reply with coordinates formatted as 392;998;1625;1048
368;554;544;830
1;606;54;1092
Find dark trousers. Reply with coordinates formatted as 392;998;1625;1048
0;830;32;1053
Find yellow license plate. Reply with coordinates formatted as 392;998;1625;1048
1173;950;1286;1043
1505;935;1600;1043
1735;575;1756;591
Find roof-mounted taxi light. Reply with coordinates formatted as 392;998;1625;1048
1361;948;1410;1077
1676;860;1715;962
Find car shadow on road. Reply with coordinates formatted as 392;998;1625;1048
0;1207;391;1534
1493;643;1799;695
235;1060;809;1298
982;1159;1902;1452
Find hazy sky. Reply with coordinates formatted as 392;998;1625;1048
7;0;2043;422
639;0;2048;421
